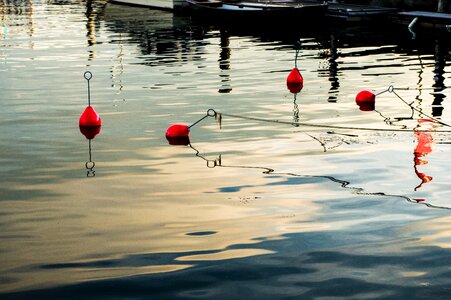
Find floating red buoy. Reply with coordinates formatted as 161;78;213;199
355;90;376;111
286;68;303;94
79;106;102;127
287;68;304;85
79;71;102;127
165;124;190;145
166;124;190;137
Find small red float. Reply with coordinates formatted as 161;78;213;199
165;124;190;145
355;90;376;111
166;124;190;137
79;71;102;127
79;106;102;127
287;68;304;85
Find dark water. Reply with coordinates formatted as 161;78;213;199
1;0;451;299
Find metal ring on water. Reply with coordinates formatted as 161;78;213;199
84;71;92;81
207;109;216;117
85;161;95;169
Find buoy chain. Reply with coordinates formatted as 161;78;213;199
84;71;92;107
375;85;394;96
188;109;218;129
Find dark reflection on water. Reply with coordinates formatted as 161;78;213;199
2;235;451;299
1;0;451;298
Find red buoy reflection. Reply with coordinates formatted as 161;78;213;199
413;119;434;191
79;125;101;140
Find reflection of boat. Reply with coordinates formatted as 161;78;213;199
110;0;186;10
185;0;328;23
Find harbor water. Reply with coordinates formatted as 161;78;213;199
1;1;451;298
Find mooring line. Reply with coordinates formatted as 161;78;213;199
212;110;451;133
185;83;451;134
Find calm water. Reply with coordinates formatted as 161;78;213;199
1;0;451;299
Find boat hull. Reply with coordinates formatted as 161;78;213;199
111;0;182;10
185;0;328;24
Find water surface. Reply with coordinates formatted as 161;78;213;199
1;1;451;299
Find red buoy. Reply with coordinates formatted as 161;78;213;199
355;90;376;111
287;68;304;85
165;124;190;145
166;124;190;138
79;106;102;127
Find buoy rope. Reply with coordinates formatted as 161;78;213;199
188;109;217;129
294;40;301;69
294;49;299;69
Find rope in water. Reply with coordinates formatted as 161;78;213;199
189;109;451;133
187;85;451;133
188;85;451;133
